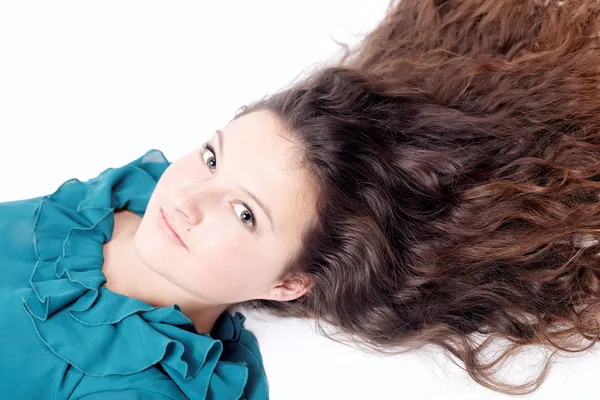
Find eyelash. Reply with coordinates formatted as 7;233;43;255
200;142;258;233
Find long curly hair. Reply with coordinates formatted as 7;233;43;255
238;0;600;394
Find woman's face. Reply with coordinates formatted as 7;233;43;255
134;110;317;306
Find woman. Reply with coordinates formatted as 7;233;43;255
3;0;600;397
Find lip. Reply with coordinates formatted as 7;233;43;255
158;207;188;249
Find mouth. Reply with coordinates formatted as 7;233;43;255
158;207;188;249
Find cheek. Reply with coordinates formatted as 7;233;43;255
190;221;243;257
188;227;268;294
190;225;246;273
156;156;205;194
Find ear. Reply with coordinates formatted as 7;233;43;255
263;274;312;302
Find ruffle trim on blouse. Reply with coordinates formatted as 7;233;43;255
21;149;251;400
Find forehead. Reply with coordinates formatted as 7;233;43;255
221;110;316;231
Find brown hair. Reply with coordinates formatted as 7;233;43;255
239;0;600;395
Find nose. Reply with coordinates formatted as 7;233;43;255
171;182;220;226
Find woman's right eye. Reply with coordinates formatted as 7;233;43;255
201;143;217;171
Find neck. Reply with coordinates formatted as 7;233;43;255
101;210;228;334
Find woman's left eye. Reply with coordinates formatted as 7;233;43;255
233;203;256;231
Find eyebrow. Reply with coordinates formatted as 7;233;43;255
216;129;274;231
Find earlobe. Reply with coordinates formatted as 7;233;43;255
266;275;312;302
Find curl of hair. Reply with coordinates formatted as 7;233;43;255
240;0;600;395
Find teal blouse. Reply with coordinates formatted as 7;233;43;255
0;149;269;399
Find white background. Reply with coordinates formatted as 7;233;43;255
0;1;598;399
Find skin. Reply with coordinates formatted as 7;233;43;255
101;110;317;333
